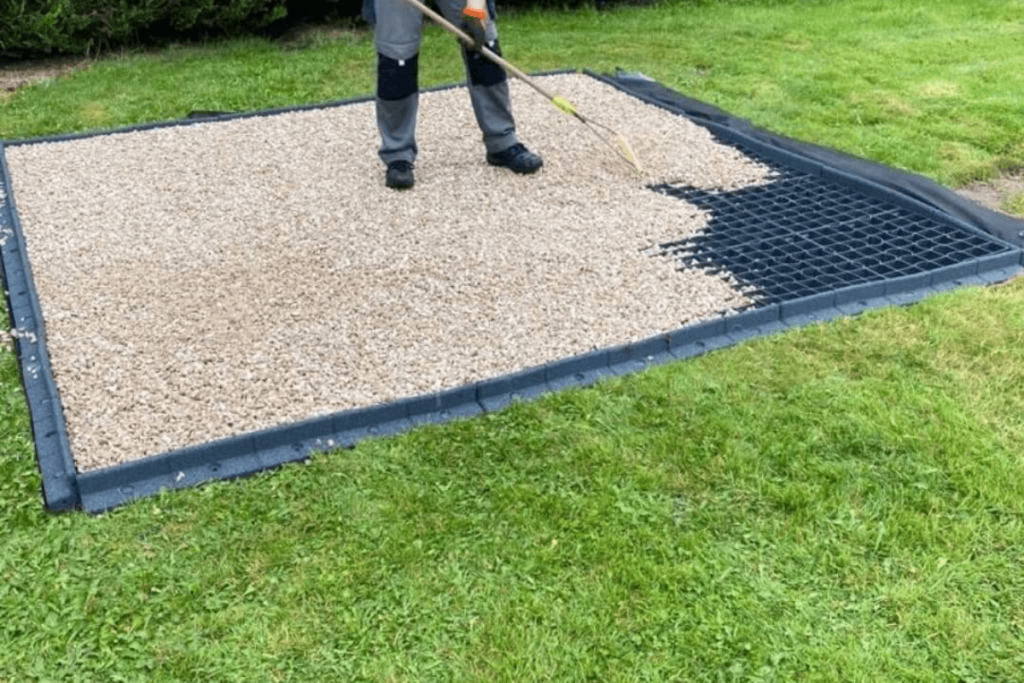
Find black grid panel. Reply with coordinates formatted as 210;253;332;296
651;154;1010;305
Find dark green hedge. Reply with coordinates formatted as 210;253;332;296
0;0;289;59
1;0;662;60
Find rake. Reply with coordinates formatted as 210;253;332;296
396;0;644;175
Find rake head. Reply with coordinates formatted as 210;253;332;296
550;96;642;176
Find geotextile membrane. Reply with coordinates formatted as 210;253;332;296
1;71;1021;513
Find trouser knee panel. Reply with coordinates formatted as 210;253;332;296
463;40;507;88
377;52;419;101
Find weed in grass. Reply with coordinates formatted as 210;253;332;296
1002;191;1024;217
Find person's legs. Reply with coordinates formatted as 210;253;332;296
374;0;423;167
376;51;419;168
437;0;519;155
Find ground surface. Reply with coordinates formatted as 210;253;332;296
957;172;1024;217
2;4;1024;681
0;56;89;96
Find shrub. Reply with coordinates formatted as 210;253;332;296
0;0;670;59
0;0;288;59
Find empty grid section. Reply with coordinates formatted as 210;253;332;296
652;156;1010;305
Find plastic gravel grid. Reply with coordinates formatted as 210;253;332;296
651;153;1012;306
1;72;1022;514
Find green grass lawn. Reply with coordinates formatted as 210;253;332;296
2;0;1024;680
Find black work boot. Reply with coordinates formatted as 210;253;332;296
385;160;415;190
486;143;543;174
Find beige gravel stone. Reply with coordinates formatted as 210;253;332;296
4;73;772;472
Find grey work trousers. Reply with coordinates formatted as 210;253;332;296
371;0;519;165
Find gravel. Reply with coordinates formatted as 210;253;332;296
4;73;772;472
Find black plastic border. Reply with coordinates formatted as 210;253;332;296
0;144;79;510
1;72;1021;513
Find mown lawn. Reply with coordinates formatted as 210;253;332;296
2;1;1024;681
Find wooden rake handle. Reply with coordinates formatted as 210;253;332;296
397;0;642;174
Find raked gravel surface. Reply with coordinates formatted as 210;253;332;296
5;73;772;472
